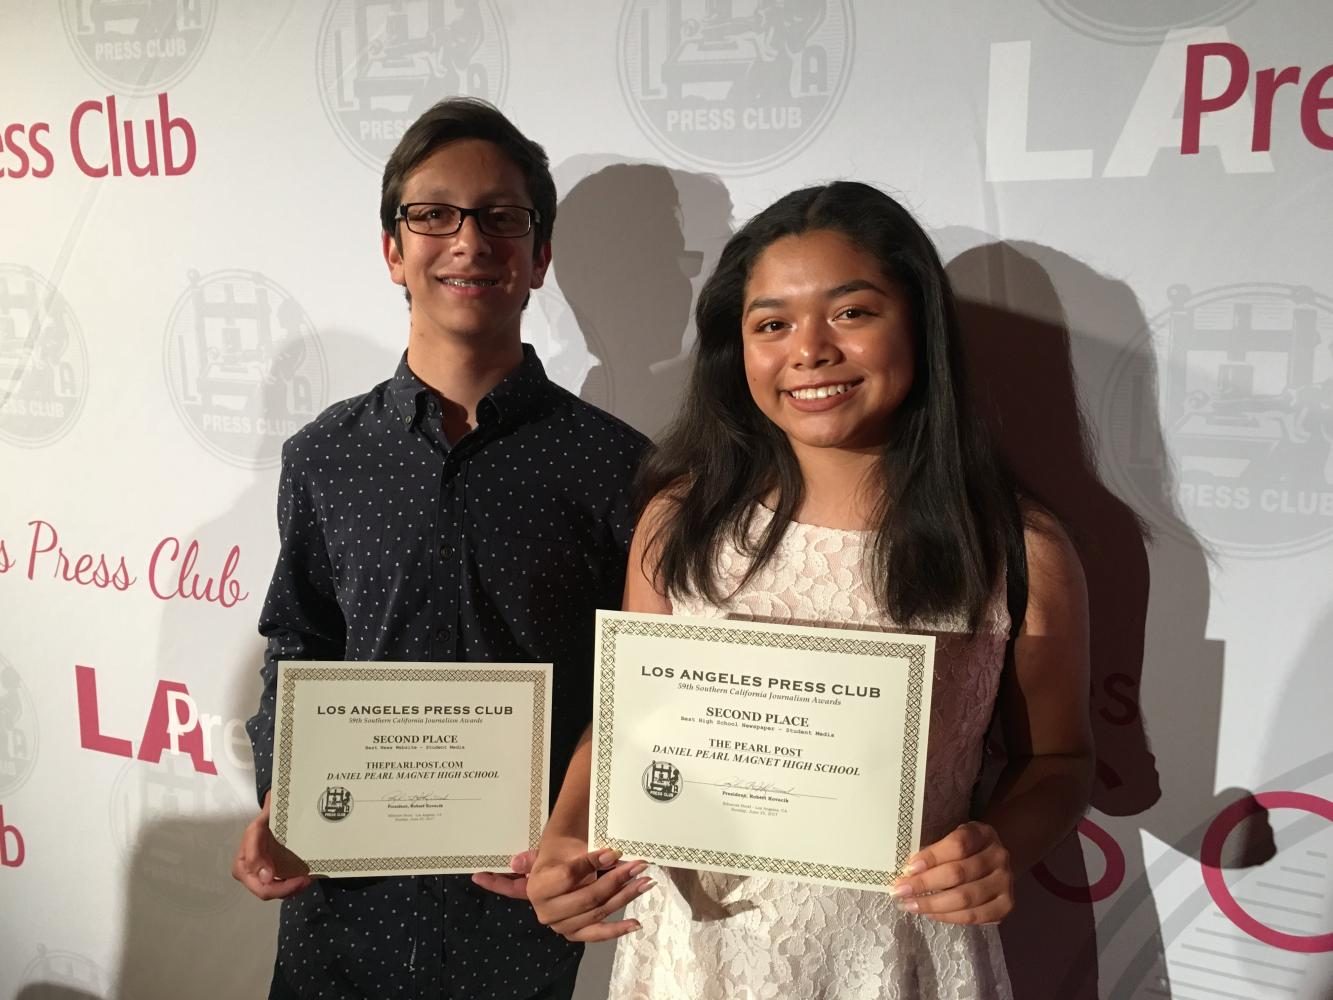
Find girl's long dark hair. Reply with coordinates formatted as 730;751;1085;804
639;181;1026;630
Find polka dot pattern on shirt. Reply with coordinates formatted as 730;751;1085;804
245;345;647;998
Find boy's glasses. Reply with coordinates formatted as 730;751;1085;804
396;203;539;238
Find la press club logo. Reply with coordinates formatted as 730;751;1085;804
0;653;39;797
163;270;328;469
20;947;108;997
1103;284;1333;557
110;754;246;913
618;0;853;173
316;0;509;170
0;265;89;448
60;0;215;92
643;759;682;801
1038;0;1253;45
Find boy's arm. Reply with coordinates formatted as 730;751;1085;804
244;448;346;805
234;448;344;900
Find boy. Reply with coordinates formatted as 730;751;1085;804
232;98;647;999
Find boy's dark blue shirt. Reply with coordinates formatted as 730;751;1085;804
246;344;648;998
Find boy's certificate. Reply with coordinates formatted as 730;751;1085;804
590;612;935;892
271;661;551;878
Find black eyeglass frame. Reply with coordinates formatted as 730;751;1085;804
395;202;541;239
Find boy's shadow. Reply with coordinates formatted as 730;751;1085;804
944;236;1273;998
112;329;397;998
545;156;733;438
113;796;276;999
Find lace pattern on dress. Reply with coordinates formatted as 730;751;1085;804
607;507;1013;1000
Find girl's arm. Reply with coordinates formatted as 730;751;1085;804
979;512;1095;870
892;512;1095;924
524;496;674;941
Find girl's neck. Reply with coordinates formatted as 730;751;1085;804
788;444;882;531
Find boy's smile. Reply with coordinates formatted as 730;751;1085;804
384;138;550;346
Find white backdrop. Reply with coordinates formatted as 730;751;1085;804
1;2;1330;997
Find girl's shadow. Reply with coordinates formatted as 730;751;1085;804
945;236;1272;998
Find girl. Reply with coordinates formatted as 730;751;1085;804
527;181;1093;999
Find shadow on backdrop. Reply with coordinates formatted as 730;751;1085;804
944;237;1274;999
549;158;733;440
547;157;734;999
114;329;397;998
1251;609;1333;996
14;943;105;1000
1263;606;1333;793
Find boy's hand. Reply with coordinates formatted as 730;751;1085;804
231;791;313;901
472;849;537;899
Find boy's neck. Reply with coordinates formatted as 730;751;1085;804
405;324;525;443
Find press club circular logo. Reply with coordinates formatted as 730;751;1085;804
642;759;683;802
60;0;216;93
1038;0;1254;45
163;269;328;469
316;0;510;170
0;264;89;449
20;946;107;996
1102;284;1333;558
319;785;354;821
618;0;854;174
109;756;245;914
0;654;39;797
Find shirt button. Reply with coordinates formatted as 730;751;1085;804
440;542;453;560
435;627;451;642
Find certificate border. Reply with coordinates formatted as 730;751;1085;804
593;616;927;886
274;664;548;875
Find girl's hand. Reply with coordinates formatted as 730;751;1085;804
890;821;1014;925
527;836;655;942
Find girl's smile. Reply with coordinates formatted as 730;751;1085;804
742;229;915;454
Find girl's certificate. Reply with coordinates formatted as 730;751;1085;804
590;612;935;892
271;661;551;878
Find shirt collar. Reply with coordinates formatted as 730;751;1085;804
387;344;552;430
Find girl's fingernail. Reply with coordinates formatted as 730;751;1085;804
637;878;656;894
596;851;618;867
628;861;650;877
890;883;913;898
896;899;919;913
900;861;923;876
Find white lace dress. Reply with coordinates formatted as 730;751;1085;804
607;507;1014;1000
